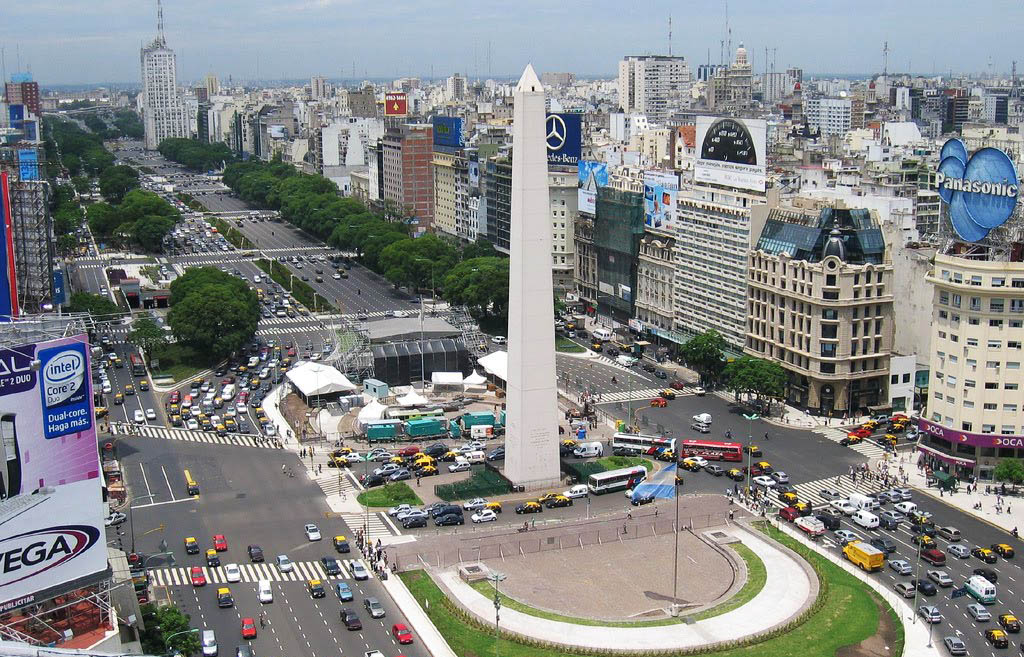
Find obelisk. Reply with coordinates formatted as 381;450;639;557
504;65;560;489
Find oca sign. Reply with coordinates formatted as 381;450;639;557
936;138;1020;242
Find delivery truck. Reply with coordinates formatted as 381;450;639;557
842;541;884;572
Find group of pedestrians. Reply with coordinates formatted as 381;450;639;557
356;531;394;579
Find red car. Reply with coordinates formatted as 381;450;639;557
669;380;686;390
396;445;421;457
848;428;871;439
169;391;181;404
190;567;206;587
650;398;667;407
212;534;228;551
240;617;257;639
392;623;414;644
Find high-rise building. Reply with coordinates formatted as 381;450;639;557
4;75;41;117
311;76;329;100
381;123;434;235
1;146;55;313
707;44;753;113
445;74;467;102
617;55;691;125
746;202;894;414
204;73;220;97
805;97;852;137
548;169;576;290
139;1;188;149
432;149;469;239
540;72;575;87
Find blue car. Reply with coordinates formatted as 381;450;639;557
335;582;353;601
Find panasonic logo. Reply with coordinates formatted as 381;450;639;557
935;172;1019;199
0;525;100;587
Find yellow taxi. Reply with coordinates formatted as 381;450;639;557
333;535;351;553
726;468;744;481
778;491;798;505
792;502;812;516
216;424;227;437
484;502;502;513
329;455;350;468
999;613;1021;633
912;534;936;548
883;434;898;445
993;543;1015;558
986;629;1009;648
308;579;325;598
419;465;439;477
745;444;762;456
682;458;702;471
95;407;108;418
217;587;234;607
657;449;675;462
441;450;460;462
124;383;135;395
754;461;773;473
169;403;180;415
250;377;261;388
516;501;543;514
185;537;199;554
561;439;579;449
224;418;237;432
336;447;354;456
114;393;124;405
413;456;435;469
536;492;560;505
170;414;183;427
139;379;150;391
659;388;677;400
388;455;405;465
862;420;879;430
205;549;220;567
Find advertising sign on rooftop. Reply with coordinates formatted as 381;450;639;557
935;138;1019;242
432;116;464;149
546;113;582;166
577;160;608;214
0;335;105;612
384;92;408;117
695;116;767;192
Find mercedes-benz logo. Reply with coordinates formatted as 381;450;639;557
546;115;566;151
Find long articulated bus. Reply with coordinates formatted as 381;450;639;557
678;439;743;462
588;465;648;494
611;432;676;457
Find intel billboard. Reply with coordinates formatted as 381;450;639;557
936;138;1019;242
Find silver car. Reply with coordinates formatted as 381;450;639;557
967;603;992;622
276;555;294;573
918;605;942;624
943;637;966;656
888;559;912;575
947;544;971;559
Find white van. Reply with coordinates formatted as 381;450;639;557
616;354;638;367
258;579;273;604
564;484;589;499
965;574;997;604
848;492;880;511
221;384;236;401
466;450;486;464
592;328;614;342
692;413;713;426
573;442;604;458
201;629;217;656
470;425;494;440
852;509;879;530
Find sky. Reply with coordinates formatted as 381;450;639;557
3;0;1024;86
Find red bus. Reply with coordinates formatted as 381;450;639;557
679;439;743;462
129;353;145;377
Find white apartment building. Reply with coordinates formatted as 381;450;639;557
617;55;691;126
921;254;1024;480
432;149;469;240
140;31;188;150
674;184;769;350
311;76;329;100
805;97;852;138
635;234;675;331
549;170;577;291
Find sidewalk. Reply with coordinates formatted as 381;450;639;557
434;523;812;650
380;569;457;657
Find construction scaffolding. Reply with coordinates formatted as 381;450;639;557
0;313;92;347
446;305;489;354
1;145;54;314
326;313;374;383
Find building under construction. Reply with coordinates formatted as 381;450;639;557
0;145;55;314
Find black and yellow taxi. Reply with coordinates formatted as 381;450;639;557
862;420;879;430
169;403;180;415
95;406;108;418
515;501;543;514
113;357;123;369
328;454;350;468
882;434;898;446
999;614;1021;633
412;455;435;470
124;383;135;396
657;449;676;462
185;536;200;554
419;465;439;477
484;501;502;513
726;468;745;481
224;418;237;433
215;423;228;437
333;535;351;553
778;491;798;506
792;502;813;517
754;461;774;474
250;377;261;388
544;494;573;509
561;439;579;449
973;547;999;564
745;444;762;456
839;434;864;446
681;458;702;472
200;418;213;432
388;455;405;465
912;534;936;548
170;414;183;427
591;341;604;352
206;549;221;568
659;388;677;400
139;379;150;391
114;392;124;405
536;492;560;505
308;579;326;598
993;543;1015;558
335;447;354;456
985;629;1009;648
440;450;460;462
216;587;234;608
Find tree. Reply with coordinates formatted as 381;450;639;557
139;603;200;657
98;165;139;203
679;330;727;385
127;318;168;363
440;257;510;321
170;267;254;307
168;284;259;360
132;214;176;252
462;239;500;261
158;137;235;171
71;176;92;196
56;234;79;257
723;356;787;403
66;292;125;319
994;459;1024;485
378;234;458;291
86;202;121;236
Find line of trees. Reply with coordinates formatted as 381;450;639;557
44;117;115;178
158;137;234;172
678;329;787;405
86;189;178;252
167;267;260;361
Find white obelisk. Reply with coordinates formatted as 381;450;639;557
504;65;560;489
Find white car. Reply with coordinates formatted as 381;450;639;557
374;463;401;477
463;498;489;511
133;409;145;424
351;561;369;581
751;475;775;488
893;487;913;500
491;335;507;344
225;563;241;583
393;310;406;318
104;512;127;526
145;408;156;421
388;504;413;518
829;499;857;515
448;461;472;473
276;555;294;573
304;524;322;541
472;509;498;523
460;441;486;452
818;487;844;500
186;418;199;430
332;273;341;280
894;501;917;515
687;456;709;468
693;386;706;396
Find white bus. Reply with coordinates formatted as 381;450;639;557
611;433;675;457
588;465;648;495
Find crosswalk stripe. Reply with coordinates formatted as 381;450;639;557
764;474;891;509
813;427;890;459
123;423;280;449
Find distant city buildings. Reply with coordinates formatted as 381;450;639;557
617;55;692;125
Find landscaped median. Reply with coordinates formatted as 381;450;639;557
397;521;902;657
356;482;422;508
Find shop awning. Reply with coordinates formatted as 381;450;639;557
917;443;976;466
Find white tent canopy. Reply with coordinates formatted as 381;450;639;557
397;390;429;406
477;351;507;382
357;399;387;422
463;370;487;386
286;361;357;397
432;371;464;386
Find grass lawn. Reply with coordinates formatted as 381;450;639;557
148;344;214;383
594;455;654;471
399;520;897;657
555;337;585;353
356;483;422;508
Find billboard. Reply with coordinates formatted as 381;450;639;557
384;92;408;117
695;116;767;192
18;149;38;181
643;170;679;231
577;160;609;214
0;173;19;320
936;138;1019;242
432;116;463;149
546;113;582;166
0;335;105;611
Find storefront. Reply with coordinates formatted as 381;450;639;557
917;418;1024;481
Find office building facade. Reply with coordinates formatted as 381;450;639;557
139;10;188;150
381;124;434;235
617;55;691;125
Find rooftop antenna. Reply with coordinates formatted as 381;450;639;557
487;40;492;78
882;41;889;78
1012;60;1018;97
725;0;731;62
156;0;165;45
668;14;672;56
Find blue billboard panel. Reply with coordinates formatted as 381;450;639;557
935;138;1020;242
546;113;582;166
432;116;464;149
8;105;24;125
52;270;66;306
38;340;93;440
18;149;38;181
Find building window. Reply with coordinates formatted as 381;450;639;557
970;297;982;311
986;382;999;389
965;379;976;388
1004;404;1018;412
890;374;898;384
961;421;972;431
821;343;837;357
987;361;1001;369
964;400;975;408
952;294;961;308
1008;362;1021;369
982;424;996;434
984;403;998;410
967;337;979;346
820;362;836;374
989;340;1003;349
991;319;1004;328
939;291;949;305
993;277;1006;287
821;309;837;320
992;299;1005;313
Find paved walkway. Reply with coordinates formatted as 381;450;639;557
435;523;813;650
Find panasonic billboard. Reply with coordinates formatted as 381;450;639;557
0;335;105;612
936;138;1020;242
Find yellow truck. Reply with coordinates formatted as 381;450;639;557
843;541;884;572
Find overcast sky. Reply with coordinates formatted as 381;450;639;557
3;0;1022;86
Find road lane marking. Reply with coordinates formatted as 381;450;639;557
139;463;154;499
161;465;176;500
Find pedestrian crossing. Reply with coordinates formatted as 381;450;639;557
120;424;280;449
338;512;395;542
765;474;892;510
148;558;371;587
813;426;890;459
309;470;397;541
594;386;700;403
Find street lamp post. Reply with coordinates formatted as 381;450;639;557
742;414;758;503
487;571;506;657
164;627;199;652
129;494;157;554
671;451;682;616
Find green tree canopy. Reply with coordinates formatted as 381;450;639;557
67;292;125;319
132;215;176;252
127;317;168;363
679;330;727;385
379;234;459;291
98;165;139;204
158;137;235;171
723;356;787;401
139;603;200;657
994;458;1024;485
170;266;253;306
86;202;121;237
440;257;510;321
168;284;259;360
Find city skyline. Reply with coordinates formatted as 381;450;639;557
2;0;1023;85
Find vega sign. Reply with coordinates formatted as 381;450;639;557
936;138;1020;242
